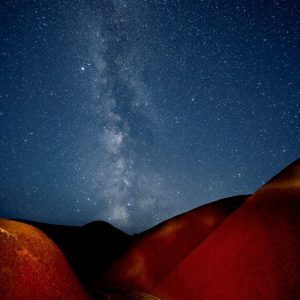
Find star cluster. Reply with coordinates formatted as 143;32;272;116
1;0;299;232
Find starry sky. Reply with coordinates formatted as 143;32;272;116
1;0;299;233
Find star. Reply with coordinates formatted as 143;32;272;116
0;0;298;234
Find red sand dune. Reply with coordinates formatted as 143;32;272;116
98;159;300;299
0;219;90;300
99;195;248;292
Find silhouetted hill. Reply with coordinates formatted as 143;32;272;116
14;219;133;288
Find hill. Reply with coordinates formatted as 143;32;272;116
96;159;300;299
13;219;132;287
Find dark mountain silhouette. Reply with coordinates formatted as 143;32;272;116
13;219;133;288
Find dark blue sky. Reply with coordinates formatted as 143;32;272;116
1;0;299;233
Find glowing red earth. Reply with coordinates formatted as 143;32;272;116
99;160;300;299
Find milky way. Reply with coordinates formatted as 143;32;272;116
1;0;299;232
71;1;170;229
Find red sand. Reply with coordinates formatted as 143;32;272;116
0;219;90;300
99;160;300;299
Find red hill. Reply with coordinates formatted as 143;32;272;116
0;219;89;299
97;159;300;299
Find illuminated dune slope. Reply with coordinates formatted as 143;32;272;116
0;219;90;300
98;195;248;292
99;159;300;300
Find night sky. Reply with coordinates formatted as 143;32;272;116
1;0;299;233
